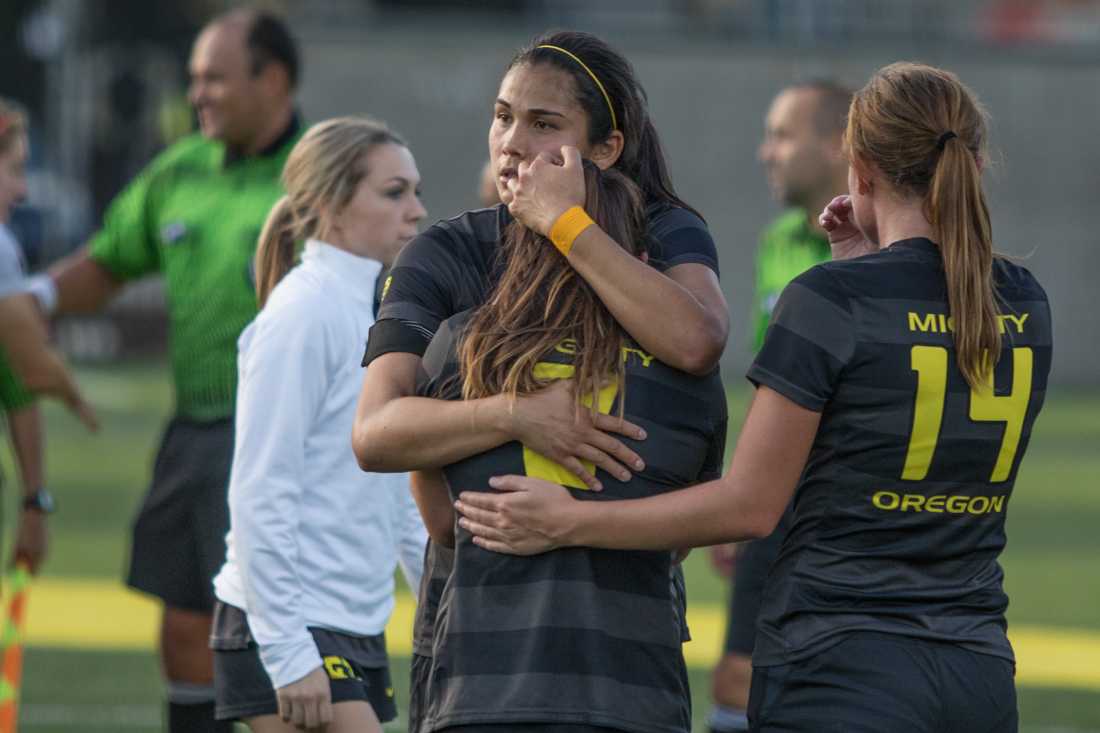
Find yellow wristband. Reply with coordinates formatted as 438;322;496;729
548;206;594;257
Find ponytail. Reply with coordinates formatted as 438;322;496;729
929;138;1000;388
847;62;1000;389
254;196;297;308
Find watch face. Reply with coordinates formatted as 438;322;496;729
26;489;55;513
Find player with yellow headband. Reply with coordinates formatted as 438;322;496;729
353;30;728;733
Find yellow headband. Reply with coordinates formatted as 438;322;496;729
536;44;617;132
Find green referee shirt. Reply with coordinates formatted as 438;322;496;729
89;121;300;421
752;208;831;351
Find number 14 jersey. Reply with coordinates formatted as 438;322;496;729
749;237;1052;667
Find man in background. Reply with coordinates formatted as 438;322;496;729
30;9;302;732
708;79;852;733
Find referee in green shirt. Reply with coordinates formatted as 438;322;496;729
35;10;302;733
707;80;851;733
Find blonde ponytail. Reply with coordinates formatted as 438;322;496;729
929;135;1000;388
254;195;297;308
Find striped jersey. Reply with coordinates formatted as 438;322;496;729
417;310;727;733
363;201;723;668
748;237;1052;667
89;120;300;421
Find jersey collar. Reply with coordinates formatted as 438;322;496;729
223;111;302;167
886;237;940;257
302;239;384;306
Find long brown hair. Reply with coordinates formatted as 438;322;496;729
459;162;648;410
254;116;406;307
846;62;999;388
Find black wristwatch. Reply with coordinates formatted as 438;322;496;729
23;488;56;514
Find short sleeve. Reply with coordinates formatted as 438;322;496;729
362;225;477;366
88;166;161;280
746;266;855;412
646;205;720;277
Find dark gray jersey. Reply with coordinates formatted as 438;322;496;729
748;237;1052;667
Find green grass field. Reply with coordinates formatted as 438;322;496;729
3;362;1098;731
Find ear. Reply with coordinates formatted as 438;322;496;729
590;129;624;171
850;154;875;196
258;62;290;97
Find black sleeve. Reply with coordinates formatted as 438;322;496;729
746;266;855;412
362;226;467;366
646;205;720;277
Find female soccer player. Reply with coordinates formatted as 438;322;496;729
351;31;729;732
210;117;428;733
0;98;96;430
418;162;726;732
456;62;1052;733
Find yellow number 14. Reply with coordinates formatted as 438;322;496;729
902;346;1033;482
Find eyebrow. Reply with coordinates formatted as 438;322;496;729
495;99;566;118
383;177;416;187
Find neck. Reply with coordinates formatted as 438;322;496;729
873;194;935;250
240;103;294;156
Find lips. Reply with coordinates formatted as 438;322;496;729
498;165;517;184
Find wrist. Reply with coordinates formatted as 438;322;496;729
547;206;595;257
26;274;58;315
23;487;56;514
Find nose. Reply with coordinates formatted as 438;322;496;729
500;123;526;161
410;196;427;222
188;79;204;107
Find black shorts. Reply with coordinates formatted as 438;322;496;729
748;632;1018;733
723;509;790;655
211;602;397;723
126;417;234;612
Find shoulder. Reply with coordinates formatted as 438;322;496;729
251;266;334;347
402;206;503;267
785;261;854;312
145;134;219;176
993;256;1048;303
645;200;708;238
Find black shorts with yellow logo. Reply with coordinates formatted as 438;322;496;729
211;602;397;723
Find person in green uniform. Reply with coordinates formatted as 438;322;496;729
32;10;302;733
707;79;851;733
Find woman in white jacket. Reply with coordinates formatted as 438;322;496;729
211;117;428;733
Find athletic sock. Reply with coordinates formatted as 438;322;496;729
168;701;233;732
166;681;232;733
708;703;750;732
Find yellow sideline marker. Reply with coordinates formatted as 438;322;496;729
10;577;1100;692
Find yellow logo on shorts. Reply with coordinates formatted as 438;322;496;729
323;656;360;681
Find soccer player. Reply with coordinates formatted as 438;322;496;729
211;117;428;733
0;99;95;428
457;62;1051;733
415;162;726;732
351;32;728;730
30;10;302;732
0;97;76;579
708;79;851;733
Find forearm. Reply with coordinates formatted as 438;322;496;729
567;226;726;373
565;472;775;551
7;406;44;492
49;248;122;314
0;295;81;400
355;392;512;472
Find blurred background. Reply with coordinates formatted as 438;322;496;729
0;0;1097;731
